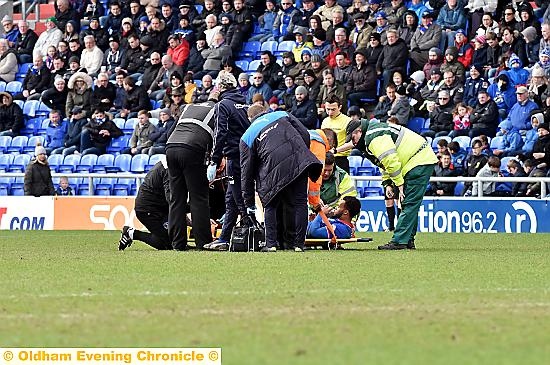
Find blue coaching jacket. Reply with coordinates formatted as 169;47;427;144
240;111;323;207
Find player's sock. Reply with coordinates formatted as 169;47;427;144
386;207;396;230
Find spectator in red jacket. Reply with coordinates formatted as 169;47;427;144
166;33;189;67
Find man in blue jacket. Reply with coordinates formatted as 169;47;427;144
241;105;323;252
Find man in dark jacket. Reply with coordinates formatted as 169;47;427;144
15;56;51;101
290;85;317;129
146;108;175;156
422;90;454;138
15;20;38;64
119;161;172;251
462;138;488;195
41;77;69;118
206;71;250;248
79;17;109;51
257;51;283;91
427;151;457;196
55;106;88;156
166;101;217;251
241;106;323;251
80;109;124;155
375;29;409;88
469;90;499;138
117;34;147;78
91;73;117;112
24;144;55;197
0;92;24;137
119;76;150;119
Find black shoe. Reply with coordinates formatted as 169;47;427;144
407;241;416;250
118;226;133;251
378;242;408;250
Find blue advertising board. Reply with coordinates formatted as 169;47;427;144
357;198;549;233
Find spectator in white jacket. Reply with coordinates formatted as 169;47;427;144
33;17;63;58
80;35;104;77
0;39;18;82
471;155;500;196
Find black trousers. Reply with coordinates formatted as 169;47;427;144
135;210;171;250
166;146;212;250
219;158;247;242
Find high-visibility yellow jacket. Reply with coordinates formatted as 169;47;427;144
357;121;438;187
320;165;357;208
308;129;330;207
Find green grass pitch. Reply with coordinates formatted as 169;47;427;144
1;231;549;365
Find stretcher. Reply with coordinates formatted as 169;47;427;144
187;237;373;250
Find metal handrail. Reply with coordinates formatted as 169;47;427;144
13;0;41;21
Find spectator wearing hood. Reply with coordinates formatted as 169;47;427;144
493;119;524;157
219;12;241;54
66;71;93;118
507;53;529;88
523;112;545;157
350;12;373;50
0;39;17;82
347;48;377;106
521;26;540;67
376;28;408;88
536;47;550;78
290;85;318;129
440;46;465;82
303;68;321;102
398;10;419;47
515;6;541;37
410;11;442;72
529;65;547;107
292;29;314;62
0;92;24;137
409;0;428;21
487;72;517;117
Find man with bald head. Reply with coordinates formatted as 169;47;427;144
149;54;183;100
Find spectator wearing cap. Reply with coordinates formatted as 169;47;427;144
409;11;442;73
313;0;344;30
347;48;377;105
422;47;443;81
365;0;383;25
237;72;251;97
471;34;488;71
376;28;408;89
177;2;200;24
146;108;175;156
1;16;20;48
310;54;329;80
54;0;78;33
303;68;321;102
372;11;390;45
451;30;472;69
409;0;428;21
528;123;550;182
192;75;215;103
174;15;196;46
249;0;278;43
15;20;38;64
529;65;547;107
436;0;467;50
317;68;346;118
507;53;529;88
290;85;318;128
423;90;455;138
291;48;312;82
33;17;63;58
41;77;69;116
247;72;273;104
463;65;488;107
102;35;125;79
361;32;381;65
196;32;232;79
79;16;109;51
24;143;55;197
273;0;300;42
383;0;407;26
501;86;539;135
349;12;373;50
311;28;331;58
536;47;550;77
119;17;138;50
104;1;124;36
187;32;208;75
292;30;313;62
80;35;104;76
326;27;355;68
119;76;150;119
91;72;116;112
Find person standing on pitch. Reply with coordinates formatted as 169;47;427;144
351;120;438;250
206;70;251;248
119;160;172;251
241;105;322;252
166;100;217;250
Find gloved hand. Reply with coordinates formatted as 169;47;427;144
246;206;256;215
206;163;217;182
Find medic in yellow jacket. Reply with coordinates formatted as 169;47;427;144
352;120;438;250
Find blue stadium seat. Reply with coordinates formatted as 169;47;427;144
10;183;25;196
0;184;8;195
452;136;471;150
95;183;112;195
355;180;369;198
235;60;249;71
238;41;261;59
0;81;5;92
432;136;451;151
364;180;384;196
6;135;28;153
248;59;262;72
0;175;14;192
130;154;149;173
77;183;93;196
113;177;133;195
47;154;64;171
58;155;81;173
23;100;40;121
0;153;14;170
76;154;98;172
13;99;24;110
21;117;43;136
261;41;278;54
8;154;31;172
35;101;52;117
499;156;515;171
195;4;203;13
347;156;362;175
274;41;295;57
146;153;166;171
113;118;126;130
15;63;32;82
23;135;44;153
360;158;378;176
194;79;202;88
106;135;130;154
407;117;425;133
6;81;23;94
114;154;131;172
0;135;11;153
454;181;464;196
421;118;430;133
36;119;50;135
94;154;115;172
